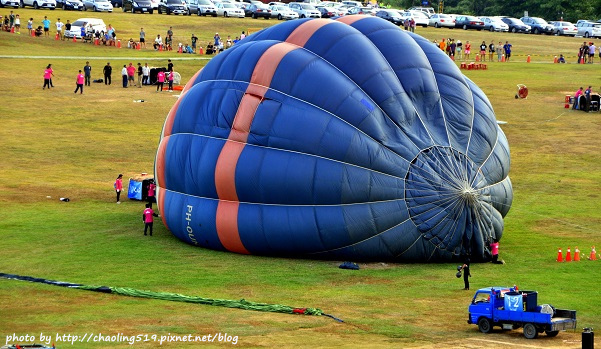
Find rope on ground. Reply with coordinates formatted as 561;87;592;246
0;273;339;321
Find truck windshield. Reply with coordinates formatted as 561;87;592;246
473;293;490;304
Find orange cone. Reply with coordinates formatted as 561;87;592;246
580;56;585;64
159;45;163;52
501;54;505;62
55;33;60;40
199;47;203;55
31;30;35;37
116;40;121;48
527;55;531;63
94;38;99;45
73;36;77;43
136;43;141;50
590;246;597;260
557;248;563;262
11;26;15;33
574;247;580;261
475;55;480;62
554;56;558;63
566;247;572;262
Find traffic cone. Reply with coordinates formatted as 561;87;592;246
31;30;35;37
73;36;77;43
199;47;203;55
159;45;163;52
11;26;15;33
55;33;59;40
574;247;581;261
527;55;531;63
554;56;558;63
136;43;141;50
116;40;121;48
580;56;585;64
590;246;597;260
501;54;505;62
94;38;99;45
475;55;480;62
556;248;563;262
566;247;572;262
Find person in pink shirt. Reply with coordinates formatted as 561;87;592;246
156;70;165;92
114;174;123;204
573;87;584;110
167;70;174;91
490;239;505;264
127;62;136;87
147;180;156;205
43;64;54;90
74;70;84;94
142;203;159;236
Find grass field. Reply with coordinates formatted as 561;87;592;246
1;10;600;349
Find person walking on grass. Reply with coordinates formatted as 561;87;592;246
114;174;123;204
156;70;165;92
74;70;84;94
83;61;92;86
43;64;54;90
103;62;112;85
142;203;159;236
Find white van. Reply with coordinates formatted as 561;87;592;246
408;6;435;17
65;18;106;38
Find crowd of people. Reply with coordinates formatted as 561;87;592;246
433;38;514;62
577;41;601;64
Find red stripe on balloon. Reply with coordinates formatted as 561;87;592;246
155;135;170;195
286;19;332;47
214;42;298;254
335;15;367;26
162;91;184;137
157;186;169;231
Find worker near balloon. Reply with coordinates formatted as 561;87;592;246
155;16;513;262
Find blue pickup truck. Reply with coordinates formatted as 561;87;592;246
467;286;577;339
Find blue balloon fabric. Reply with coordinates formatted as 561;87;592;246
155;16;512;262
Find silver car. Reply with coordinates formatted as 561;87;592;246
0;0;20;7
269;5;299;20
83;0;113;11
552;21;577;36
288;2;320;18
216;2;243;17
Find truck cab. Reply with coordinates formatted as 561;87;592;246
468;286;576;339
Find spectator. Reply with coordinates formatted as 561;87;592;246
167;26;173;38
27;17;33;36
43;64;54;90
409;18;415;32
191;33;198;51
156;70;165;92
103;62;112;85
83;61;92;86
403;18;409;31
14;14;20;34
488;40;495;62
573;87;583;110
137;63;143;88
206;42;214;54
42;16;50;37
496;41;503;62
139;27;146;48
121;64;128;88
167;59;173;72
584;86;593;111
114;174;123;204
213;32;220;46
165;35;173;51
240;30;245;39
558;54;565;63
456;40;462;60
167;70;174;91
55;18;64;40
35;25;43;37
74;69;84;94
127;62;136;87
464;40;471;60
589;42;596;64
226;35;232;48
479;41;487;62
64;19;71;40
503;41;512;62
154;34;163;50
142;63;150;85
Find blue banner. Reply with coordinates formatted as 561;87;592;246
128;180;143;200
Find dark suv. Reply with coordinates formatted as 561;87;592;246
158;0;187;14
520;16;554;34
500;17;531;33
123;0;153;13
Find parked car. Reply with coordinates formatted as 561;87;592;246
109;0;120;7
408;6;434;17
65;17;106;38
348;6;375;15
399;10;429;27
454;15;484;30
288;2;320;18
247;3;270;18
20;0;56;9
500;17;530;33
375;9;402;25
187;0;216;16
316;5;344;18
157;0;187;14
340;0;360;7
56;0;83;10
270;4;298;19
429;13;454;28
551;21;577;36
0;0;20;7
520;16;553;34
122;0;152;13
577;21;601;38
83;0;113;11
216;2;243;17
480;16;508;31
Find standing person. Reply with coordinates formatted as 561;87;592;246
213;32;220;46
156;70;165;92
464;40;471;60
460;258;471;290
240;31;245;40
142;62;150;85
503;41;512;62
55;18;64;40
103;62;112;85
191;33;198;52
27;17;33;36
83;61;92;86
584;86;593;112
490;239;505;264
114;174;123;203
9;11;15;29
14;14;20;34
43;64;53;89
121;65;128;88
488;40;495;62
142;203;159;236
167;26;173;39
479;41;487;62
409;18;415;33
496;41;503;62
74;70;84;94
127;62;136;87
167;70;174;91
589;42;596;64
167;59;173;72
139;27;146;48
573;87;584;110
42;16;50;37
136;63;143;88
63;19;71;40
48;63;55;87
449;39;456;60
147;180;156;205
456;39;462;60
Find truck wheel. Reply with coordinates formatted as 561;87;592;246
545;330;559;337
523;323;538;339
477;318;492;334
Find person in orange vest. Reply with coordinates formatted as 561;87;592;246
114;174;123;204
142;203;159;236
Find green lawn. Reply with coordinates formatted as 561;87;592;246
0;11;600;348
